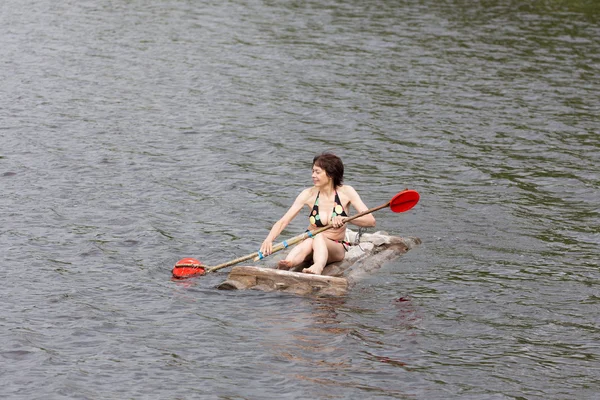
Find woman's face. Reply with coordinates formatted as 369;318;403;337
312;164;330;186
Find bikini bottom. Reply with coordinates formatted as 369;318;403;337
329;238;350;252
305;230;350;251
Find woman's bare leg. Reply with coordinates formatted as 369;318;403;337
302;235;345;275
277;239;313;270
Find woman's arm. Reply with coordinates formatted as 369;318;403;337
260;189;310;255
343;186;376;227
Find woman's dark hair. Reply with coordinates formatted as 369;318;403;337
313;152;344;188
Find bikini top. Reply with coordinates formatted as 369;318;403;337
309;191;348;227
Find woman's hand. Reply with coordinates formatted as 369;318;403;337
260;239;273;256
331;216;347;229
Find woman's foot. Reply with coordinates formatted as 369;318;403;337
302;264;324;275
277;260;294;270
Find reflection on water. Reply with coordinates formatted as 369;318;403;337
260;295;423;397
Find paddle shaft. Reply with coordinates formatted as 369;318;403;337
205;200;391;273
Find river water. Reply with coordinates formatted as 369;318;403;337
1;0;598;399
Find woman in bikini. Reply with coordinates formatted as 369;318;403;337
260;152;376;275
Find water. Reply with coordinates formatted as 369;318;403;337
1;0;598;399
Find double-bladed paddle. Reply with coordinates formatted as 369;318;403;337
172;189;420;279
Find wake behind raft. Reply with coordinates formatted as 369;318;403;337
171;189;420;296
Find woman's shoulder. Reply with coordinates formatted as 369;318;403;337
337;185;360;204
297;187;318;201
338;184;358;197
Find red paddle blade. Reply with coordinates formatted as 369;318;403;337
390;189;420;213
172;258;206;279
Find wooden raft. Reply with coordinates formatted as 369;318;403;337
218;267;349;296
217;230;421;296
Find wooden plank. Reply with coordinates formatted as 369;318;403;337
218;266;348;296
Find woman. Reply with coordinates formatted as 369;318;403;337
260;152;376;275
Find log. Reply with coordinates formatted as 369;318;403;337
218;266;348;296
217;230;421;296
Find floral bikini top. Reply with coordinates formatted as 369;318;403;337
309;191;348;227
